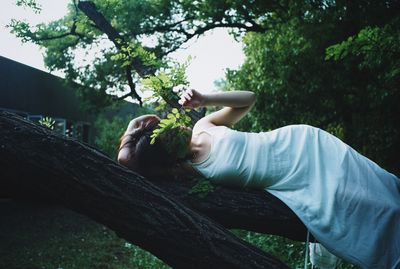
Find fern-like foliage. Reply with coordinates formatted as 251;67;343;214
150;108;192;159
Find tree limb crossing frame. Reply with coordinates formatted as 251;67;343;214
0;111;309;268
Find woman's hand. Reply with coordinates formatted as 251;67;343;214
178;88;206;108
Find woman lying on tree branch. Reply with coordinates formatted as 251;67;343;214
118;89;400;269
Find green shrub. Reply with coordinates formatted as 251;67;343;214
94;116;127;159
233;230;357;269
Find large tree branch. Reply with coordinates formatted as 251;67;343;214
124;68;143;106
0;111;294;268
0;111;308;241
159;21;266;56
34;21;86;41
155;179;309;242
77;1;144;105
131;16;197;36
77;1;122;47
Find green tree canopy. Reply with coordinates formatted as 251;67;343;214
225;1;400;174
9;0;400;174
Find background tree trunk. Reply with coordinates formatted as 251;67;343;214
0;111;294;269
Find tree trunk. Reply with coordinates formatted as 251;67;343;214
156;180;309;242
0;111;293;269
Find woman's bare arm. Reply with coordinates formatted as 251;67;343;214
179;89;256;132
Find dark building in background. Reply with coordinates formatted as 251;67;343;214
0;55;93;143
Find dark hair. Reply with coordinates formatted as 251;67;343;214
118;118;174;177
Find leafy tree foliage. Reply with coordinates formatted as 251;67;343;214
150;108;192;159
325;18;400;175
94;115;127;158
226;1;400;174
8;0;278;109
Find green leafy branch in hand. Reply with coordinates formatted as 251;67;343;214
150;108;192;159
141;57;192;109
140;57;193;159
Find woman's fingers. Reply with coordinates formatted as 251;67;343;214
178;96;190;106
176;88;197;107
183;91;192;100
173;85;186;93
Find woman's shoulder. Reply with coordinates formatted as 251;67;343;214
192;120;229;136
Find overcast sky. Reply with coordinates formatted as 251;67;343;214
0;0;244;94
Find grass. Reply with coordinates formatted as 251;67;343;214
0;199;169;269
0;199;357;269
232;230;358;269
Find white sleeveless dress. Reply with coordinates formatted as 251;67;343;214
189;125;400;269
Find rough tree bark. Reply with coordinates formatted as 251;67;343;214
0;111;299;268
156;180;309;242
